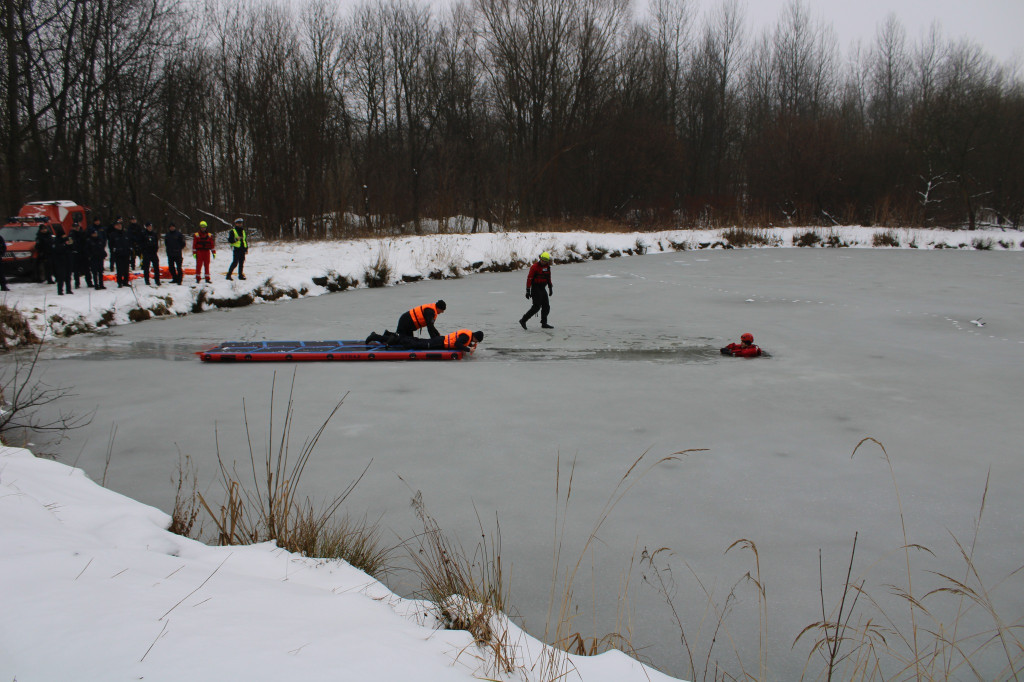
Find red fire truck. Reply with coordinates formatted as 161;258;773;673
1;200;90;280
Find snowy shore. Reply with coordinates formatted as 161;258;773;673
2;225;1020;343
0;445;677;681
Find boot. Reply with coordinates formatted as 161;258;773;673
519;317;528;330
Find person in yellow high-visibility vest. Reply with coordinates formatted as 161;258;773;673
226;217;248;280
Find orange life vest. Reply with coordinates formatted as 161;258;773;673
443;329;473;349
408;303;440;330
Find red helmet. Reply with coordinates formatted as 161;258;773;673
740;333;754;343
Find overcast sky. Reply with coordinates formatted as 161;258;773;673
661;0;1023;64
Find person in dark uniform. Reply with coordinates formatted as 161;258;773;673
164;222;186;284
87;228;107;289
139;222;161;285
108;220;131;287
127;216;144;269
35;223;55;283
69;221;92;289
106;217;119;270
519;251;554;329
51;226;74;295
396;300;446;338
0;232;10;291
225;217;248;280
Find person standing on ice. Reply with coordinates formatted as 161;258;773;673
192;221;215;283
721;333;762;357
519;251;554;329
225;217;248;280
396;300;446;338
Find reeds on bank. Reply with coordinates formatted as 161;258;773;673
170;379;1023;681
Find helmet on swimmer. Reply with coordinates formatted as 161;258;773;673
740;332;754;344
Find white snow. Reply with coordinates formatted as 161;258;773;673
2;224;1022;680
2;225;1020;342
0;445;678;681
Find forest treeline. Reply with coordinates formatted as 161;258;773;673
3;0;1022;238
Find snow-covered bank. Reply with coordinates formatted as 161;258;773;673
0;446;678;681
1;226;1020;343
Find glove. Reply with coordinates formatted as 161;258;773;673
212;251;217;258
548;286;553;296
192;253;197;259
525;291;531;299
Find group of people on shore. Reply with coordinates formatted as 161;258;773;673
12;224;764;356
28;216;249;294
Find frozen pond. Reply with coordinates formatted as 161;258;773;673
23;248;1024;679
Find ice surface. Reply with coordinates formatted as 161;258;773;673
12;245;1024;680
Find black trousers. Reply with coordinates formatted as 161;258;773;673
113;252;130;286
141;252;160;284
89;256;105;288
167;253;183;283
227;247;246;277
396;312;417;337
74;254;92;288
53;257;72;294
522;284;550;324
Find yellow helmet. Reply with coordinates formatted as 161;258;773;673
540;251;551;262
199;220;208;228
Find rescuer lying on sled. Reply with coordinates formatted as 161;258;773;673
721;332;762;358
366;328;484;353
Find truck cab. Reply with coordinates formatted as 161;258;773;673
1;200;90;281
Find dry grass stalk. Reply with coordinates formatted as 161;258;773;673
538;450;697;680
168;450;201;538
789;439;1024;681
406;492;517;676
642;542;768;682
196;370;386;574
